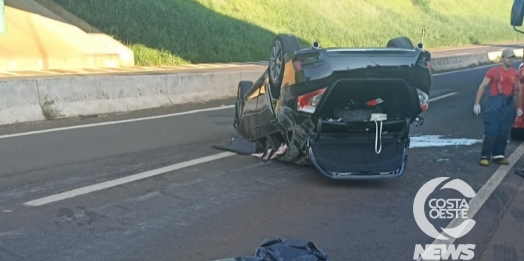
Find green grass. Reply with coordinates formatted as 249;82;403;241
53;0;524;66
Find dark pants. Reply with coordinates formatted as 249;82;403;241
481;95;516;159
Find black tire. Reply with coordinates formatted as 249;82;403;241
386;36;415;49
234;81;253;128
268;34;301;90
511;127;524;141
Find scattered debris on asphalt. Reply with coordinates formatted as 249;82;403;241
211;238;330;261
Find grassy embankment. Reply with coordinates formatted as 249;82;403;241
53;0;524;66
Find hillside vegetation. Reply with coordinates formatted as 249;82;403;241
53;0;524;66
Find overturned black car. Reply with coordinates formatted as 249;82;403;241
233;34;432;180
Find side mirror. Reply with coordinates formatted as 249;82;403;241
511;0;524;26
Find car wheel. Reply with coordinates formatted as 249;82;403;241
386;36;415;49
511;127;524;141
268;34;300;90
234;81;253;128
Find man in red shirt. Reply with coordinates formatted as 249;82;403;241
474;49;523;166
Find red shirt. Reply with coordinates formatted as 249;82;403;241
486;66;520;96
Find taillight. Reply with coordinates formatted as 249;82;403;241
297;87;326;113
418;88;429;111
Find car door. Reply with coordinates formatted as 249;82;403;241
254;80;279;139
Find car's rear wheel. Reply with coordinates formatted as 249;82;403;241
386;36;415;49
268;34;300;91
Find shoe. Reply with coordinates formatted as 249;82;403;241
480;159;490;166
492;158;510;165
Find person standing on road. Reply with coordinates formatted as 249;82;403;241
474;49;523;166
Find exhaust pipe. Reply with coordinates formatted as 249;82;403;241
311;41;321;49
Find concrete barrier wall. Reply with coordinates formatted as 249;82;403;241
166;71;263;105
36;75;171;118
430;53;492;72
429;48;524;72
0;49;521;126
0;80;46;125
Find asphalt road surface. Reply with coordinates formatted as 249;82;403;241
1;62;524;261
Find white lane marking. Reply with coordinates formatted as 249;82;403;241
23;151;237;207
417;142;524;261
0;105;234;139
429;92;457;102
